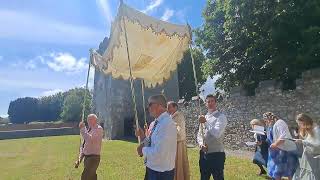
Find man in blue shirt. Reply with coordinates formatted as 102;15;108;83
136;94;177;180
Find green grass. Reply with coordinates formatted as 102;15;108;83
0;136;266;180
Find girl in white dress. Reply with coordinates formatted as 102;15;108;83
293;113;320;180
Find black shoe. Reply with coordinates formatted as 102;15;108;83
258;170;267;176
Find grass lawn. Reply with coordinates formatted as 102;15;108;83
0;135;266;180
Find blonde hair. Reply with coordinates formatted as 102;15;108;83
296;113;314;137
250;119;264;126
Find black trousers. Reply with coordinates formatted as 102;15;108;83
144;167;148;180
199;151;226;180
81;155;100;180
146;167;174;180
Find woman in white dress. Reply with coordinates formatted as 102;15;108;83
293;113;320;180
263;112;298;180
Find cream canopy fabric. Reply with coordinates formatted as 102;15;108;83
91;3;191;87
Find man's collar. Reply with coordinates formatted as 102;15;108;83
156;112;169;122
171;110;179;118
207;110;218;115
89;124;99;129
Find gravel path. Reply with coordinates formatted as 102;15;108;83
187;144;253;159
225;149;253;159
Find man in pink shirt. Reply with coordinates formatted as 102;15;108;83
79;114;103;180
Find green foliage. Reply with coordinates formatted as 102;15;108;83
38;92;66;122
196;0;320;92
60;88;92;122
7;88;92;124
8;97;39;124
178;48;206;100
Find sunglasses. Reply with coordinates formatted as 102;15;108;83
148;102;158;107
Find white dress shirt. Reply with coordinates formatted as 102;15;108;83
142;112;177;172
197;110;227;153
273;119;297;151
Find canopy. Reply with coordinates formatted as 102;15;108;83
91;3;191;87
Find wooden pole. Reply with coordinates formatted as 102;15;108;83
189;45;205;143
122;16;141;143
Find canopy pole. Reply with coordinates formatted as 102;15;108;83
81;52;92;123
75;51;92;168
141;79;147;127
122;16;141;143
189;45;205;144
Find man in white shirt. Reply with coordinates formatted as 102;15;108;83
197;94;228;180
136;94;177;180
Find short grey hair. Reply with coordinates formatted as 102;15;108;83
87;114;98;121
149;94;167;108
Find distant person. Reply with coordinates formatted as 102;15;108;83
136;94;177;180
167;101;190;180
249;119;268;176
197;94;228;180
263;112;298;180
293;113;320;180
78;114;103;180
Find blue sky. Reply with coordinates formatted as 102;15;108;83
0;0;207;117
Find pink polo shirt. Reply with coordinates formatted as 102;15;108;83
80;125;103;155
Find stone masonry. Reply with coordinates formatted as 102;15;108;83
180;68;320;150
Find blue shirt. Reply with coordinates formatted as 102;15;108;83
142;112;177;172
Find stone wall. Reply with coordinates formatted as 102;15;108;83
0;127;79;140
180;68;320;150
0;122;77;131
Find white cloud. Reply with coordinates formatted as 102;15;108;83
41;89;63;97
0;10;105;45
46;53;88;73
161;8;174;21
0;66;87;91
96;0;113;24
26;60;37;70
142;0;164;13
0;114;8;118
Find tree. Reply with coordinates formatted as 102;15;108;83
270;0;320;89
60;88;92;122
8;97;39;124
38;92;65;122
196;0;320;93
178;48;206;100
196;0;276;93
